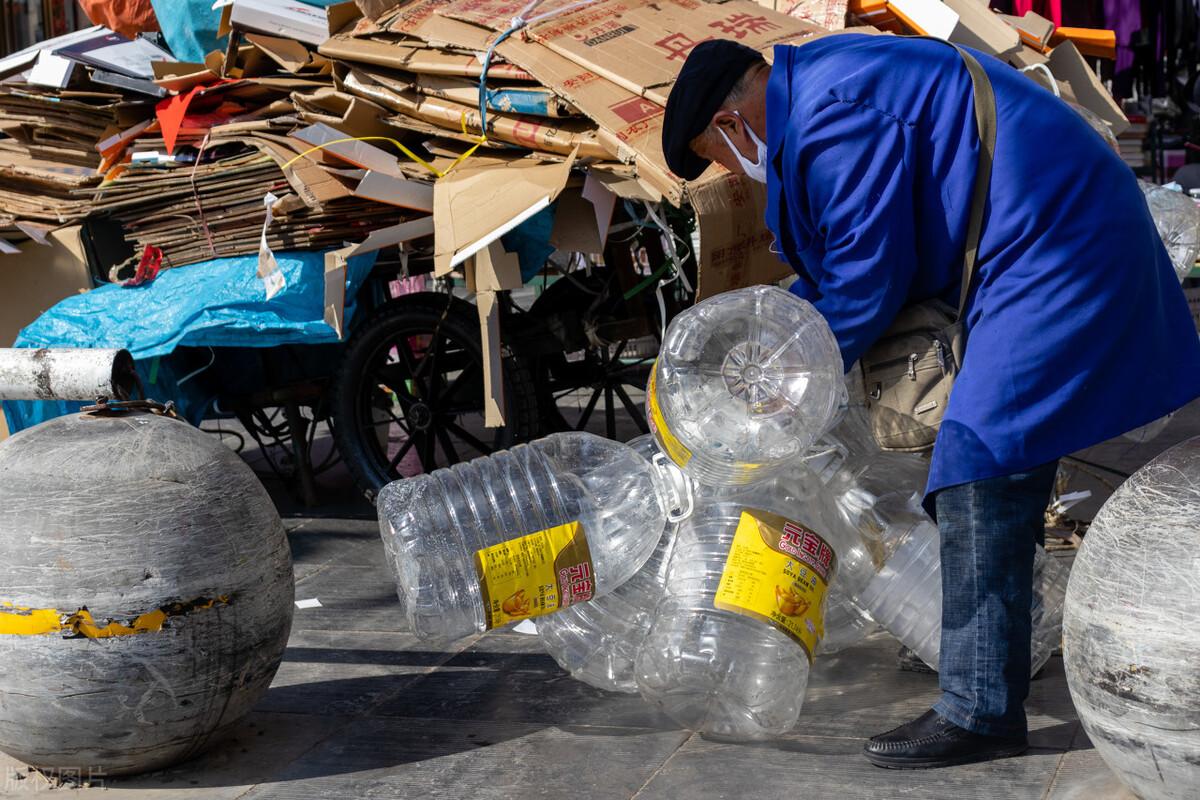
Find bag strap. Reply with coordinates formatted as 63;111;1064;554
950;46;997;319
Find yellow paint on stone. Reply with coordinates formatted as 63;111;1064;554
0;597;230;638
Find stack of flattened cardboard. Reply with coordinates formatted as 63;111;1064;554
0;86;136;239
321;0;820;288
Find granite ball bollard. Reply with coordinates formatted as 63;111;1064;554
1063;437;1200;800
0;409;294;776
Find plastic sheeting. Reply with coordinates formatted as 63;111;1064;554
149;0;220;63
79;0;160;39
2;250;375;433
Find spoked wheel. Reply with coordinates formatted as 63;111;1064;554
521;269;655;438
332;291;538;501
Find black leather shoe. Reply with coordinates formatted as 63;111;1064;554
864;709;1028;769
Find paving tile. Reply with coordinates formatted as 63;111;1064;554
238;716;690;800
634;732;1064;800
260;629;457;717
0;713;339;800
373;631;678;730
1044;747;1136;800
286;519;384;569
289;564;408;634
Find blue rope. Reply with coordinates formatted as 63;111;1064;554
477;25;521;137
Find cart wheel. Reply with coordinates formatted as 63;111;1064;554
331;292;538;501
525;270;654;438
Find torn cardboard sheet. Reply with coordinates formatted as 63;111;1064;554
756;0;848;30
451;0;822;106
433;149;576;274
353;170;435;211
291;121;406;175
1046;41;1128;136
414;74;580;118
323;215;435;336
386;90;610;158
688;170;790;300
476;289;505;427
320;35;533;80
246;32;332;74
494;35;679;202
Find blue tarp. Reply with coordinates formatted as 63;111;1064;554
151;0;221;64
152;0;344;63
3;250;376;433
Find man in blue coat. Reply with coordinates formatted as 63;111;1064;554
663;35;1200;768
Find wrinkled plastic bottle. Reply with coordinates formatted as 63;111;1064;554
817;589;878;655
635;470;868;739
648;285;847;486
853;510;1069;674
808;407;1067;673
1139;180;1200;282
377;432;690;644
536;435;684;694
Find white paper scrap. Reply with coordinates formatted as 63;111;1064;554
258;191;286;299
295;598;323;609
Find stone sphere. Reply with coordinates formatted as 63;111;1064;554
0;410;294;775
1064;437;1200;800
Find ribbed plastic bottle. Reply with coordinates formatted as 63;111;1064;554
635;469;866;739
376;432;689;644
536;435;686;694
647;285;847;486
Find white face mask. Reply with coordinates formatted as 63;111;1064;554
718;111;768;184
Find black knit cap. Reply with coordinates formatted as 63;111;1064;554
662;39;766;181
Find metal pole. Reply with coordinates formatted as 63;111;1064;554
0;349;140;401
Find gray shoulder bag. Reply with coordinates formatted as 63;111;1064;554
859;43;997;452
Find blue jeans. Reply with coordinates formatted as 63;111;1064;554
930;461;1059;739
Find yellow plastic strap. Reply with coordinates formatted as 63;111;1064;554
281;131;489;181
282;135;444;178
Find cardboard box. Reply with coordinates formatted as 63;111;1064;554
0;226;92;348
999;11;1055;51
890;0;1020;57
226;0;361;46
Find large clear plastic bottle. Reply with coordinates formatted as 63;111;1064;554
1139;180;1200;283
635;469;868;739
376;432;689;644
817;589;878;655
536;436;684;694
806;408;927;655
648;285;847;486
854;511;1068;674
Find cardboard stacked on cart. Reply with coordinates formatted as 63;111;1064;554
324;0;818;276
846;0;1126;134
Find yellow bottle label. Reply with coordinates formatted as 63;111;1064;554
647;364;693;467
713;508;836;663
474;521;594;630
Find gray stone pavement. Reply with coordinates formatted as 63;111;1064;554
0;519;1130;800
5;398;1194;799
